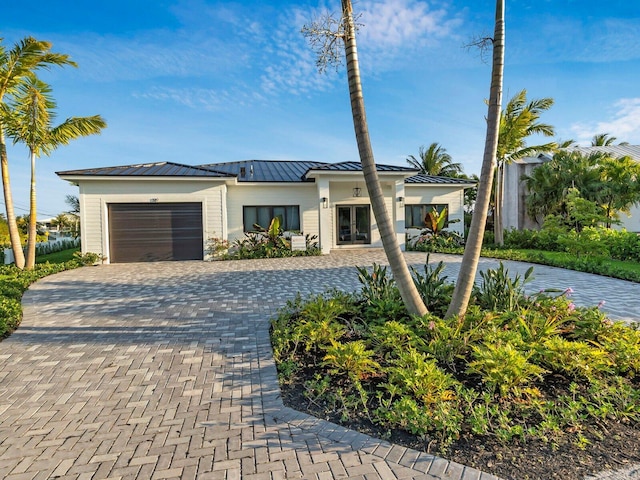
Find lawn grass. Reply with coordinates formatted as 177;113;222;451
417;245;640;283
36;247;80;264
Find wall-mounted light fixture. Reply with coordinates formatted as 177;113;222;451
353;187;362;197
321;197;328;208
397;196;404;205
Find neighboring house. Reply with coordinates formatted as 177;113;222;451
503;145;640;233
57;160;475;263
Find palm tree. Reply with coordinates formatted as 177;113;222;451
3;77;106;269
406;143;463;177
494;89;556;244
0;37;75;269
591;133;629;146
338;0;426;315
51;213;70;232
446;0;505;319
302;2;428;316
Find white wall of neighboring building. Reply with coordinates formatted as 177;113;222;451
78;179;227;262
503;158;546;231
615;205;640;233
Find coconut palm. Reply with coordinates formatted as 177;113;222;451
591;133;629;147
3;77;106;269
446;0;505;319
338;0;426;315
302;1;427;315
406;143;463;177
0;36;75;268
494;89;556;244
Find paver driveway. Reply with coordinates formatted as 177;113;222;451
1;250;639;480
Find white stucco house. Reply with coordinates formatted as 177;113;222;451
57;160;476;263
503;145;640;233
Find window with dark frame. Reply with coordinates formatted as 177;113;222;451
405;204;448;229
243;205;301;232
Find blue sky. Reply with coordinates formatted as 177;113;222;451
1;0;639;218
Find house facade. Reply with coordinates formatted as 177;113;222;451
503;145;640;233
57;160;475;263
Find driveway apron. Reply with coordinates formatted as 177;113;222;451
0;251;638;480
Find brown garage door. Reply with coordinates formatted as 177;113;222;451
108;203;203;262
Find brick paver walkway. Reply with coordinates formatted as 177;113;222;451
1;250;639;480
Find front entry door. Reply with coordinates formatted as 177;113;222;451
337;205;371;245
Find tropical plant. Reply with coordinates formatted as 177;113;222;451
493;89;556;244
446;0;504;319
406;143;462;177
410;256;455;317
0;36;76;269
302;0;427;316
2;76;106;269
473;262;533;311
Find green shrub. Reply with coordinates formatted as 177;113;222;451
322;340;381;381
467;342;546;397
536;337;613;381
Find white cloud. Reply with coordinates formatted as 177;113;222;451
133;86;266;111
358;0;460;48
570;98;640;144
257;0;463;96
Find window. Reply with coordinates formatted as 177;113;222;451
243;206;301;232
405;204;448;229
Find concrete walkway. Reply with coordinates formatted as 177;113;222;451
0;251;639;480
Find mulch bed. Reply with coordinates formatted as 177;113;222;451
280;380;640;480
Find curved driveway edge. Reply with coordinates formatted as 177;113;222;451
1;250;638;480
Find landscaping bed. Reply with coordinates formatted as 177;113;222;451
271;261;640;479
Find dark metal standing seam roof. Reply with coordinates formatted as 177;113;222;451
405;174;477;185
57;160;477;185
56;161;233;178
200;160;328;182
306;161;419;173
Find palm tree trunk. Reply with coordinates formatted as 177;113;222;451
446;0;504;319
0;129;25;269
25;150;37;270
341;0;427;316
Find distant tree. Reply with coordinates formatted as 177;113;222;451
3;76;105;269
302;0;428;316
523;150;640;229
494;89;556;244
446;0;505;319
406;143;463;177
598;155;640;227
51;213;71;231
65;194;79;214
591;133;629;146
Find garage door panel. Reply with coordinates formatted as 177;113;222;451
109;203;203;262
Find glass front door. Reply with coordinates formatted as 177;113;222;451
337;205;371;245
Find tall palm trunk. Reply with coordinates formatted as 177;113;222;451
340;0;427;316
0;129;25;269
446;0;505;319
25;150;37;269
